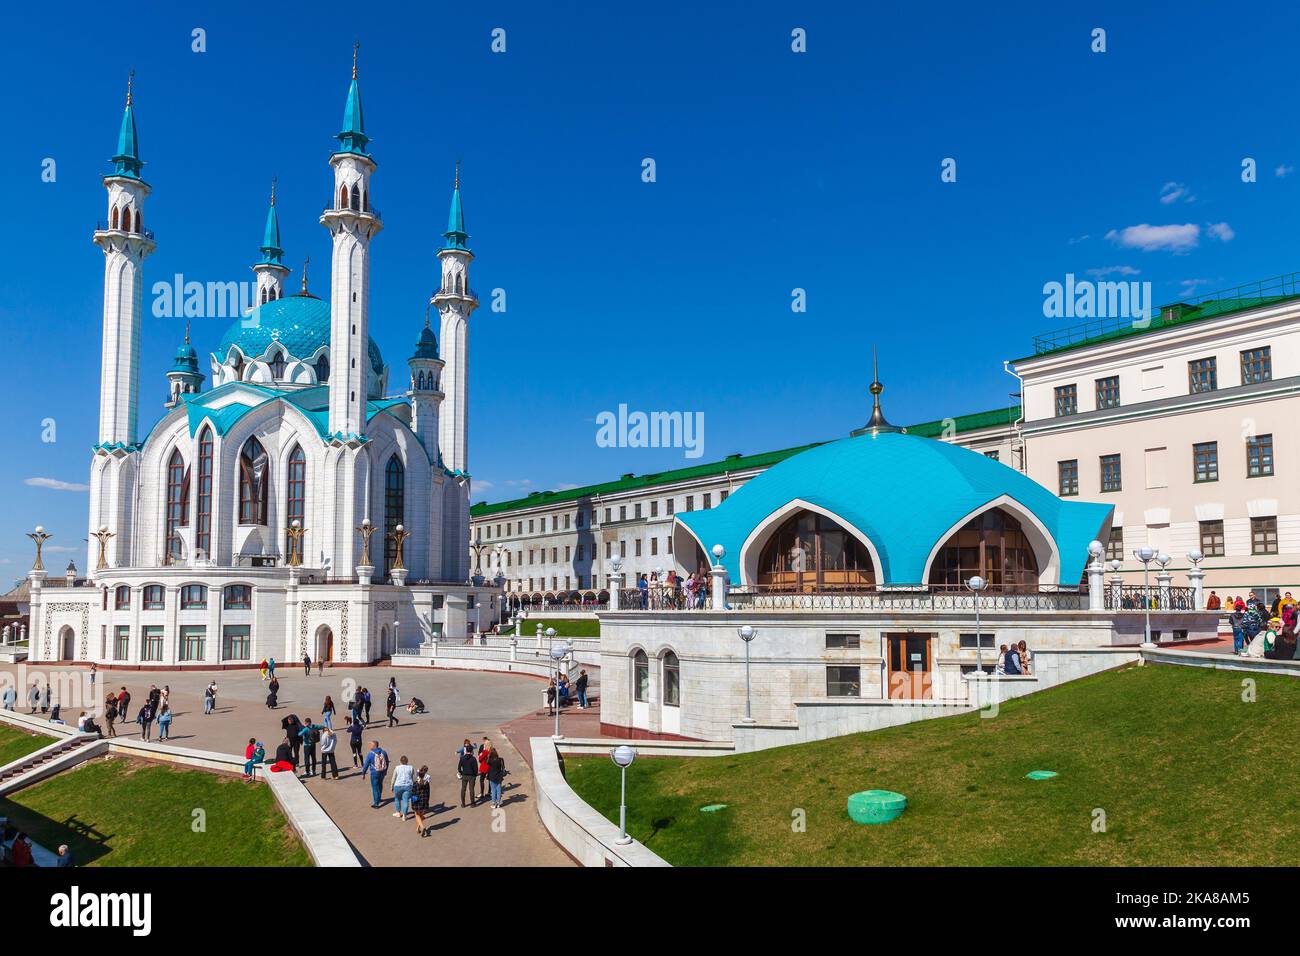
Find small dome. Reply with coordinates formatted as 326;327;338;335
169;341;201;376
412;324;439;360
214;294;385;378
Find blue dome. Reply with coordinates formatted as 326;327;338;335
214;294;384;377
677;432;1113;587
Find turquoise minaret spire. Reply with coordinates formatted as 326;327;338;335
259;178;285;266
442;162;469;250
336;43;369;156
253;179;290;303
110;71;143;180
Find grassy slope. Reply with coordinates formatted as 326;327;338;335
520;618;600;638
566;664;1300;866
0;756;310;866
0;724;55;767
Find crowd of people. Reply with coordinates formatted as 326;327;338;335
1211;589;1300;659
545;668;590;714
993;640;1033;676
633;567;716;610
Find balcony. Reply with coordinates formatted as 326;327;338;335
94;221;156;241
321;204;383;221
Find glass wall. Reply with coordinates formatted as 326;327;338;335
757;510;874;590
927;508;1040;591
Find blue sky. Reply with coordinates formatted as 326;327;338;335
3;1;1299;580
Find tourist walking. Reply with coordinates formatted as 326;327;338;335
486;745;506;809
347;715;364;767
1231;600;1247;655
319;727;340;780
391;755;414;819
361;741;390;809
104;693;118;737
303;653;312;676
40;682;51;714
117;687;131;721
412;766;432;837
156;703;174;741
317;657;324;676
259;658;269;681
349;691;364;726
386;687;398;727
457;740;479;807
2;685;16;711
299;721;322;777
478;737;492;801
136;701;154;741
204;681;217;715
322;695;336;730
362;687;373;724
576;669;589;709
26;681;39;713
89;663;97;690
268;657;277;678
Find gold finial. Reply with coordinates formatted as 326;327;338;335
352;41;359;80
454;160;460;190
184;321;191;346
126;70;134;107
870;348;882;396
270;176;277;207
301;255;310;294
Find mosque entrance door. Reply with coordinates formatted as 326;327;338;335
885;633;932;700
59;626;75;661
315;626;334;663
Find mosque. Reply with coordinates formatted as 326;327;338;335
26;58;494;667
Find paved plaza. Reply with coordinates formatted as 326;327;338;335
0;662;597;867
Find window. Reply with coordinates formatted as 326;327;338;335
1199;520;1225;557
1058;459;1079;496
619;540;627;558
179;625;206;662
619;506;626;521
985;450;1000;461
268;350;286;379
195;426;213;556
1241;346;1272;385
703;493;712;509
1188;356;1217;393
550;547;557;562
1106;527;1124;562
633;650;649;702
222;625;251;661
314;355;330;383
662;651;680;707
721;490;730;502
576;545;584;561
223;585;252;610
384;455;405;577
602;510;609;525
165;449;188;562
1100;454;1122;492
826;666;861;698
1247;434;1274;477
1095;376;1120;409
238;436;269;524
959;633;995;649
1054;384;1078;417
180;584;207;609
631;650;647;702
650;538;658;556
826;633;861;649
634;539;642;557
114;585;130;610
1193;442;1218;483
650;500;658;518
605;541;611;559
634;503;642;520
142;625;163;662
665;499;674;516
685;496;694;512
143;585;164;610
1251;516;1278;555
286;444;306;555
113;626;129;661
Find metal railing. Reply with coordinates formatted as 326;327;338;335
728;588;1089;612
321;204;382;220
1103;585;1197;612
94;221;156;241
1031;271;1300;354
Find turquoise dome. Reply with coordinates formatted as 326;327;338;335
412;324;439;360
677;432;1113;587
214;294;384;377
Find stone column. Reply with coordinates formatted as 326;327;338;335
609;571;624;610
444;594;468;643
1087;556;1105;611
1188;566;1205;609
1156;568;1172;610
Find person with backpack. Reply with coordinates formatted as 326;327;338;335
298;721;323;777
136;701;154;741
346;715;365;768
391;755;415;819
457;740;479;808
319;727;340;780
486;745;506;809
361;741;390;809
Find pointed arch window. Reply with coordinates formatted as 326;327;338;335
122;208;133;233
757;510;875;591
110;206;119;230
927;508;1040;592
238;436;269;525
340;184;349;209
195;426;213;556
268;350;286;379
165;449;189;563
230;354;244;380
384;455;405;578
135;209;142;233
350;184;360;211
286;444;306;556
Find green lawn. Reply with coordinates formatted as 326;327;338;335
566;664;1300;866
0;756;311;866
0;724;55;767
519;617;600;638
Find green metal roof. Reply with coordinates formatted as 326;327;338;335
1018;272;1300;363
470;406;1019;517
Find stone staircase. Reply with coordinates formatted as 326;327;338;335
0;734;102;797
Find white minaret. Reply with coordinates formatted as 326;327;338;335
433;165;478;474
253;179;290;304
92;73;156;449
320;48;382;440
407;308;445;457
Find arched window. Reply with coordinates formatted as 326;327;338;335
223;584;252;609
230;354;244;380
135;209;142;233
143;585;165;610
362;187;370;212
662;651;680;706
757;510;875;591
349;184;360;211
238;436;269;525
114;585;131;610
286;445;306;556
314;354;330;383
195;426;213;556
340;183;349;209
123;207;133;232
181;584;208;609
384;455;405;578
927;508;1040;592
110;206;119;230
632;650;649;703
165;449;189;562
268;350;286;379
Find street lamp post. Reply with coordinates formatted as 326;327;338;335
738;625;756;723
1133;546;1157;647
393;619;400;654
966;575;987;673
550;640;570;739
610;745;637;845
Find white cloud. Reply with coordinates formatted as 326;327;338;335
1068;234;1091;245
24;477;89;492
1206;221;1235;242
1105;223;1200;253
1086;265;1141;278
1178;278;1214;297
1277;164;1294;178
1159;182;1194;204
504;479;533;488
45;545;80;554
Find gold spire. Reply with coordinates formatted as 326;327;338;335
126;70;134;107
184;321;191;346
454;160;460;190
352;41;359;80
270;176;277;207
301;255;310;294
